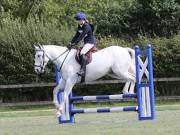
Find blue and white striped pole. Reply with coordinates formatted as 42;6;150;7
71;94;137;102
71;106;137;114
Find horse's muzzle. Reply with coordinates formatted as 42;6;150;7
35;67;44;74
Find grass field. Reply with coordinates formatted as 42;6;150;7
0;103;180;135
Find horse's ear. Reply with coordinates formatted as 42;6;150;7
34;43;42;50
37;43;42;49
34;45;39;50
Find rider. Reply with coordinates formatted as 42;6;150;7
67;11;96;80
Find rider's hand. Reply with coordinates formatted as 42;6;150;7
67;43;72;50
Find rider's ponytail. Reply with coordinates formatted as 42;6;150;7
85;19;89;23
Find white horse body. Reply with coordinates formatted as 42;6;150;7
43;45;133;81
34;45;136;120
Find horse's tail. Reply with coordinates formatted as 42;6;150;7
125;47;135;64
125;47;136;78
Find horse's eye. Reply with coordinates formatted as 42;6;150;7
37;55;41;58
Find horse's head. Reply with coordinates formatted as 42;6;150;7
34;44;49;74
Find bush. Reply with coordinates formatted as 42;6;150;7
0;16;179;85
130;35;180;77
0;0;180;101
96;0;180;37
1;0;179;37
97;34;180;78
0;17;74;84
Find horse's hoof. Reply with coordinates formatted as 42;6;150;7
56;110;61;117
123;91;129;94
56;106;62;117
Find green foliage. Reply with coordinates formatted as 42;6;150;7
0;0;179;101
96;0;137;36
131;35;180;77
0;17;74;84
0;0;101;26
151;35;180;77
98;35;180;78
97;0;180;37
1;0;179;37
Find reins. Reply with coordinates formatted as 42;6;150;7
59;49;71;72
50;49;70;62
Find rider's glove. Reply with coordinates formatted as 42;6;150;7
67;43;72;50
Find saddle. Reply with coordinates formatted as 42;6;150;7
75;46;99;65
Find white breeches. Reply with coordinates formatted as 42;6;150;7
80;43;94;55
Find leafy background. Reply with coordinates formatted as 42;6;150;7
0;0;179;102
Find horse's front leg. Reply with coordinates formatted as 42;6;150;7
53;79;66;116
59;76;77;120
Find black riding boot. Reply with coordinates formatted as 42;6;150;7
78;54;87;82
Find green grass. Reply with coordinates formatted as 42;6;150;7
0;103;180;135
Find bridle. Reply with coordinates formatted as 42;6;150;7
34;49;46;71
35;47;70;72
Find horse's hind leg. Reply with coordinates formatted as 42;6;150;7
128;64;136;94
122;81;130;94
129;81;135;94
108;73;134;94
124;72;136;94
113;70;136;94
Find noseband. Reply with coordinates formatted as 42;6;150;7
34;49;46;71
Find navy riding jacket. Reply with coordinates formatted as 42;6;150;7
71;23;96;45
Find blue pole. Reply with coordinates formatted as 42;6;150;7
147;44;156;120
55;67;64;123
69;92;75;123
135;45;143;120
